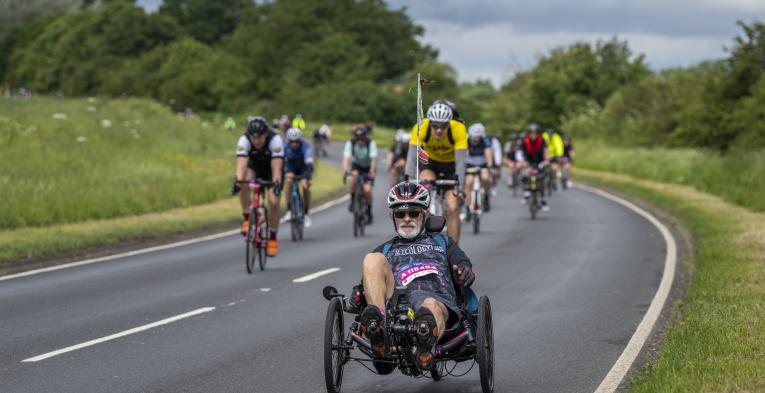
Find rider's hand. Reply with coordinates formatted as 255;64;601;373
273;181;282;197
230;177;241;196
452;189;465;200
453;264;475;287
348;284;366;313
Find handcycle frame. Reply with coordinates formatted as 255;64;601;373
238;179;274;273
322;217;494;393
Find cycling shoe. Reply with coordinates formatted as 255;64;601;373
413;308;438;370
360;305;386;358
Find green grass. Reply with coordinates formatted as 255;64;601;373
0;161;342;265
305;121;397;148
576;169;765;392
576;140;765;212
0;96;240;229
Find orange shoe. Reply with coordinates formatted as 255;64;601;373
240;219;249;236
267;239;279;257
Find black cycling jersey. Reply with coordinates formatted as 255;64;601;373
373;232;471;317
389;142;409;161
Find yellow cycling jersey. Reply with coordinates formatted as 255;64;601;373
409;119;468;163
543;132;564;157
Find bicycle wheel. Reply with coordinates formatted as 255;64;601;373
530;193;537;220
473;213;480;234
358;198;366;237
476;296;494;393
324;297;345;393
290;194;299;242
245;207;257;274
258;206;268;271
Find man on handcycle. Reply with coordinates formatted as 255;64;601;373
352;181;476;371
342;124;378;224
235;116;284;256
283;127;314;228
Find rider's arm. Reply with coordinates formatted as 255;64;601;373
342;141;352;174
369;141;378;177
386;150;393;169
270;134;285;184
235;135;250;181
483;147;493;168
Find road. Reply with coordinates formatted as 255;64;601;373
0;143;667;393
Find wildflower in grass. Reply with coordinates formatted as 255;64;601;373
52;113;67;120
87;97;96;103
86;106;97;112
76;136;87;142
101;120;112;128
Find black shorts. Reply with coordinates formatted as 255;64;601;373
247;158;273;180
351;163;375;183
408;289;460;326
421;160;457;187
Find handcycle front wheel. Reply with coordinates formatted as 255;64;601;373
476;295;494;393
324;297;345;393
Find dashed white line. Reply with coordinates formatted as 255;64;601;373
259;288;271;292
574;183;677;393
21;307;216;362
292;268;341;283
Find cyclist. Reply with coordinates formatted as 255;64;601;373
562;135;575;188
504;133;526;188
283;127;314;228
488;132;503;196
235;117;284;256
278;114;291;132
463;123;493;219
521;123;549;210
342;124;378;224
313;123;331;157
292;114;306;130
405;101;468;243
351;181;475;372
224;116;236;132
387;129;409;186
542;127;564;186
435;99;464;124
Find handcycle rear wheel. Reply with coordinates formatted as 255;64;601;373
258;206;268;271
324;297;345;393
477;296;494;393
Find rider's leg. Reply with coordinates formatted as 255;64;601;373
419;297;448;339
283;172;295;211
363;180;373;206
267;187;281;231
445;191;461;243
239;168;256;214
362;252;395;312
464;174;474;210
300;178;311;214
480;168;491;193
348;169;359;211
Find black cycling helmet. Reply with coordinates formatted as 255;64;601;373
352;123;368;138
246;116;269;136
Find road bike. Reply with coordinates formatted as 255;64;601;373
525;164;545;220
560;157;570;191
238;179;273;273
287;175;307;242
420;178;459;218
345;174;370;237
465;167;484;234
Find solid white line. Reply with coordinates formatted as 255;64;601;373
21;307;216;362
292;267;341;283
574;183;677;393
1;194;350;282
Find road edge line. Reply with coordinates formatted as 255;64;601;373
0;194;350;282
574;183;677;393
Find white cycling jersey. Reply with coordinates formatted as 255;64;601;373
491;137;502;167
236;134;285;158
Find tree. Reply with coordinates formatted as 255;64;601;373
159;0;253;45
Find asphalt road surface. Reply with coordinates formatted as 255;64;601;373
0;142;666;393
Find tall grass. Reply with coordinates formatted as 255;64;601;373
0;96;238;229
576;140;765;212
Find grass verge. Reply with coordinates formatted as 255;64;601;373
575;168;765;391
0;162;342;268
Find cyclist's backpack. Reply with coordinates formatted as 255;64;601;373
350;139;371;160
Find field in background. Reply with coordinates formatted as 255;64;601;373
576;140;765;212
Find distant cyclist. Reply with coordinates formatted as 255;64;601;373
406;101;467;242
542;127;564;186
235;117;284;256
342;124;378;224
224;116;236;132
313;123;331;157
521;123;549;210
283;127;314;228
387;129;409;186
278;115;291;132
562;135;575;188
463;123;493;218
292;114;306;130
488;132;503;196
504;133;526;188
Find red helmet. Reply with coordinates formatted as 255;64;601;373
387;181;430;211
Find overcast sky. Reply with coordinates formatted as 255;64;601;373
137;0;765;87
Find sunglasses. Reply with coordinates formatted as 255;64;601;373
431;121;449;130
394;210;422;219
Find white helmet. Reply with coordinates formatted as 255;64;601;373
468;123;486;139
286;127;302;141
395;128;406;143
387;181;430;211
426;102;453;123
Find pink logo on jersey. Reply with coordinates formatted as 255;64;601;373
399;263;439;286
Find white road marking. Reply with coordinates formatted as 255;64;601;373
21;307;215;363
574;183;677;393
292;268;341;283
1;195;350;282
259;288;271;292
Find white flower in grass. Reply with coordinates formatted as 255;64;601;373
76;136;87;142
201;121;210;128
86;106;97;112
101;119;112;128
52;113;67;120
87;97;97;103
131;129;141;139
